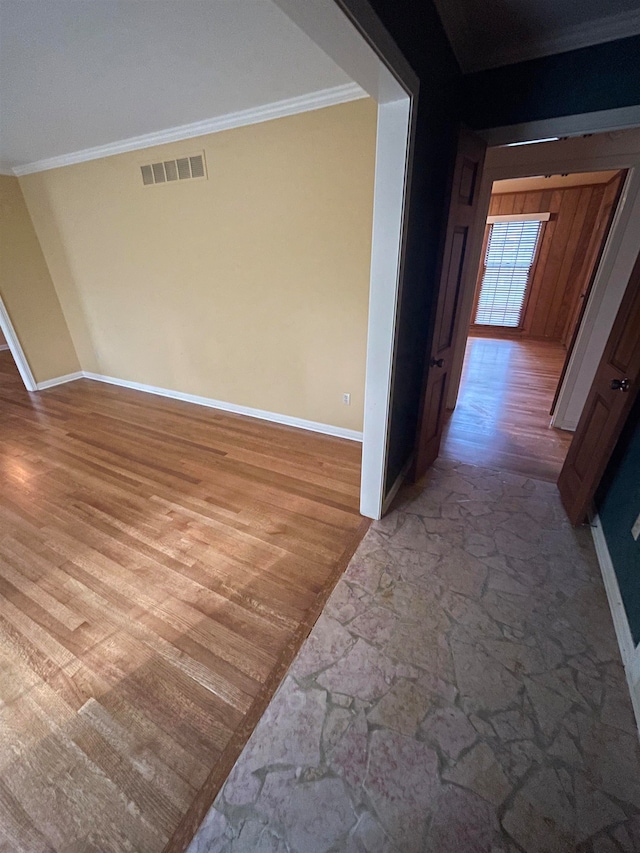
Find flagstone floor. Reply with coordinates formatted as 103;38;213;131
187;460;640;853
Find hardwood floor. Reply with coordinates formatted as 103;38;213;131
0;350;367;853
440;335;574;481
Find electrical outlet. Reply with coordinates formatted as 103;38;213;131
342;393;351;405
632;511;640;542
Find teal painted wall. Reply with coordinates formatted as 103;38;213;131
598;403;640;646
463;35;640;131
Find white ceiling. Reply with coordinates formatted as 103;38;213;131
433;0;640;72
0;1;353;171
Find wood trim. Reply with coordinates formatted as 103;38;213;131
491;179;622;195
487;212;550;223
470;224;490;325
518;218;546;332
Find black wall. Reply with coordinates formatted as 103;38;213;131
365;1;463;491
463;35;640;130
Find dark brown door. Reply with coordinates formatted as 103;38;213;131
413;127;486;480
550;171;626;416
558;248;640;524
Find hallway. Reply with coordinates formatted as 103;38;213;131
188;459;640;853
441;336;574;482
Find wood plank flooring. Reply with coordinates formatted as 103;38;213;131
440;335;574;481
0;351;367;853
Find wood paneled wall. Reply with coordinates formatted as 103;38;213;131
476;173;623;343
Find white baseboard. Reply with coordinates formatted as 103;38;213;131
52;371;361;442
591;514;640;737
36;371;84;390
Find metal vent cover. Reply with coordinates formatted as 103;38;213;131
140;152;207;186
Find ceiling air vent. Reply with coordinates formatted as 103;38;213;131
140;152;207;186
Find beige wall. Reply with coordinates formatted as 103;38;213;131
0;328;6;347
20;99;377;430
0;175;79;382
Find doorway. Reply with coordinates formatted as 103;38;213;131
441;168;626;481
0;294;37;392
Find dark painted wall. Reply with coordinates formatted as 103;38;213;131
597;397;640;646
365;1;463;491
462;35;640;130
368;11;640;495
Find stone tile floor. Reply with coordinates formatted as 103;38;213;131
187;460;640;853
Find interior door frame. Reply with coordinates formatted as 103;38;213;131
1;0;416;519
446;130;640;433
0;294;37;391
273;0;419;519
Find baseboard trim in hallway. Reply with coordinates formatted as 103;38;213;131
591;513;640;735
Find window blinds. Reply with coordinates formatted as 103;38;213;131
474;220;542;328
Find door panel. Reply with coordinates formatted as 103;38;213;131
422;372;448;448
436;228;468;352
558;247;640;524
551;172;625;415
413;128;487;480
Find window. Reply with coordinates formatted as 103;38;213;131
474;216;546;328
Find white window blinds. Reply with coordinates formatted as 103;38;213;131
474;220;542;328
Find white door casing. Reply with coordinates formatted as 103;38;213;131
273;0;419;519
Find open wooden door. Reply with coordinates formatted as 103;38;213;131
413;127;487;480
558;247;640;524
550;170;626;417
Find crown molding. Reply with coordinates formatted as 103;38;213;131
460;9;640;73
12;83;367;176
